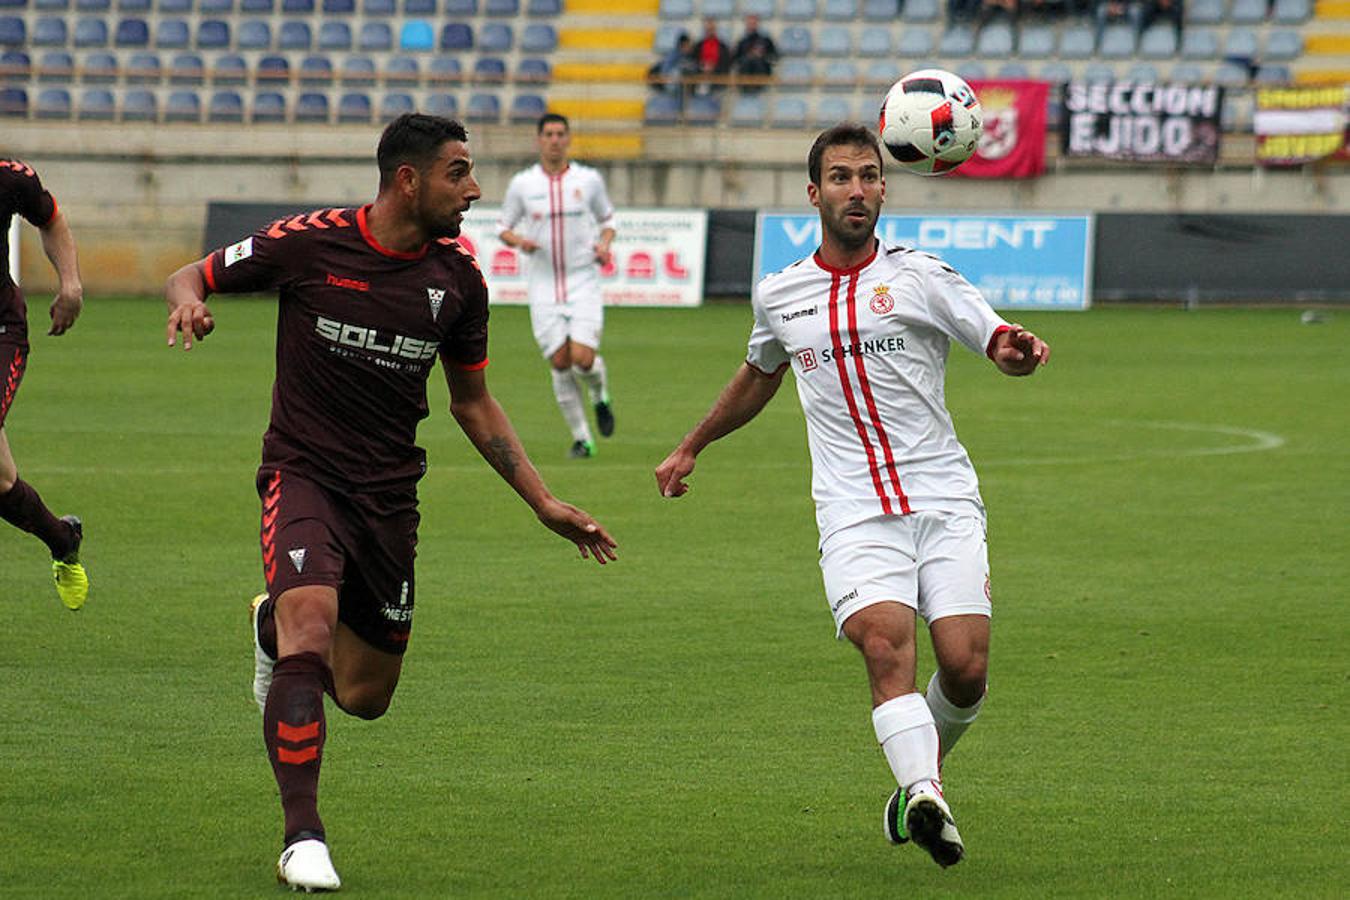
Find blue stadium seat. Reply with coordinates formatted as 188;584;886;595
901;0;938;21
279;21;311;49
78;0;111;9
1036;61;1069;83
975;20;1012;56
36;86;72;117
996;60;1030;78
702;0;733;16
168;51;203;82
0;16;27;46
240;0;274;9
1017;23;1053;59
341;54;376;83
337;90;371;121
299;54;332;82
485;0;516;13
77;86;114;118
359;21;391;50
1181;29;1218;59
158;0;189;10
769;95;807;128
1185;0;1223;23
814;95;854;128
526;0;558;13
33;17;69;45
821;59;858;91
37;49;73;79
323;0;355;10
464;91;498;122
862;0;898;18
686;92;720;123
252;89;285;120
200;0;235;11
1099;23;1136;59
403;0;434;11
520;23;554;52
237;20;270;50
1224;28;1258;58
938;25;974;56
1271;0;1311;23
0;85;27;115
0;50;30;78
1230;0;1264;23
777;57;812;86
121;85;155;117
779;26;810;56
424;91;456;117
256;53;289;80
213;52;247;83
781;0;814;19
400;20;434;50
363;0;393;11
282;0;314;11
1214;60;1250;84
729;93;765;127
956;60;987;81
897;27;933;57
156;19;189;48
36;0;70;6
295;90;328;120
81;49;116;80
74;17;109;46
822;0;855;16
740;0;773;14
1081;62;1113;83
1169;62;1204;83
124;49;159;80
1264;30;1302;61
439;23;472;51
426;54;461;82
1255;63;1291;83
444;0;476;12
858;29;890;57
1123;62;1159;82
379;90;414;121
506;93;541;122
516;56;549;81
385;54;418;83
115;18;148;46
318;22;351;50
196;20;230;50
643;91;680;124
653;24;681;54
479;22;511;52
1058;25;1095;59
208;88;243;120
817;26;851;57
0;0;20;10
1138;24;1177;58
473;56;505;82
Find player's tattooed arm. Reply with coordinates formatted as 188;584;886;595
483;435;519;481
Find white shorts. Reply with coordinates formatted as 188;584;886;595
530;303;604;358
819;511;991;637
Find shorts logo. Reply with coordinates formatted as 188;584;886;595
983;574;991;601
427;287;445;319
382;580;413;623
224;237;253;267
288;548;307;573
796;348;818;372
870;284;894;315
831;587;859;612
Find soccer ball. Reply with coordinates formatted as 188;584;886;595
878;69;983;176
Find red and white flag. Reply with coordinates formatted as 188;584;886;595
957;80;1050;179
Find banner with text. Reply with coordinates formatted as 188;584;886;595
1062;82;1223;163
958;80;1050;179
1254;85;1349;167
456;207;707;307
754;213;1093;310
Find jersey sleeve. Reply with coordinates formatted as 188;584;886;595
588;171;616;232
495;175;525;236
441;260;490;371
201;222;300;296
1;161;57;229
920;257;1008;358
745;284;790;374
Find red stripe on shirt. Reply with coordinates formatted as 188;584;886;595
844;272;911;514
827;273;892;515
549;172;567;304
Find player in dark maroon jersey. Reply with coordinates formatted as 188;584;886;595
163;115;618;892
0;158;89;610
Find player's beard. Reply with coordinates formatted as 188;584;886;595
823;199;879;253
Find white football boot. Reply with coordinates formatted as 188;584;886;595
250;593;275;713
903;788;965;868
277;838;341;893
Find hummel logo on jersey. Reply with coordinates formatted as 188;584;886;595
224;237;253;267
288;548;307;574
326;273;370;292
781;305;819;323
427;288;445;319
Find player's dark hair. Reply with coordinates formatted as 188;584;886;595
808;123;883;186
537;112;569;134
377;114;469;189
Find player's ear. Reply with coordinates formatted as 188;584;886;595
807;182;820;210
397;163;420;197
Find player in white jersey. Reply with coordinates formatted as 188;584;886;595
498;113;617;459
655;124;1049;868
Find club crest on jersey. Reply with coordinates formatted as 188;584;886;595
427;287;445;318
224;237;253;267
288;548;307;574
870;284;895;315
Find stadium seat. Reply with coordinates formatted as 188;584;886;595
364;0;395;12
975;21;1013;56
1058;25;1095;59
1171;62;1208;83
516;56;549;82
740;0;773;15
358;22;392;51
485;0;517;13
781;0;813;18
0;85;26;115
341;54;376;83
323;0;355;10
508;91;545;122
37;49;73;79
472;56;505;82
81;49;116;80
769;95;807;128
702;0;733;15
822;0;855;15
295;90;328;120
858;29;890;57
1138;24;1177;59
996;60;1030;78
379;90;414;121
1081;62;1113;83
777;57;812;85
77;86;114;117
1038;60;1071;83
196;19;229;49
686;92;720;123
479;22;512;52
653;23;682;54
862;58;900;86
938;25;974;57
0;17;23;46
200;0;235;11
400;20;433;50
79;0;112;8
337;90;371;122
164;87;199;120
0;50;30;78
465;91;499;122
241;0;274;10
896;27;933;57
1123;62;1159;82
168;51;203;82
33;17;69;45
208;88;243;120
251;89;285;121
1264;30;1302;62
1230;0;1264;23
158;0;190;9
1255;63;1291;83
527;0;559;12
237;20;270;50
814;95;853;127
318;21;352;50
73;17;109;46
955;60;985;81
36;85;72;116
1185;0;1223;23
299;54;333;82
385;54;419;83
115;18;148;46
424;91;456;117
403;0;434;11
121;85;155;117
124;49;159;80
279;21;311;49
779;25;810;56
156;18;189;48
1271;0;1310;23
821;59;858;91
256;53;289;81
213;52;247;83
439;23;472;51
35;0;69;6
901;0;938;21
1214;60;1249;84
282;0;314;11
1181;28;1218;59
520;23;555;52
1018;23;1053;59
1224;28;1258;59
862;0;897;19
729;92;765;126
1098;23;1136;58
643;91;679;124
817;26;850;57
426;54;461;83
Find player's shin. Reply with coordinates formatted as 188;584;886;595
872;692;942;796
0;477;78;558
550;368;592;443
264;651;334;845
572;356;608;404
924;670;983;764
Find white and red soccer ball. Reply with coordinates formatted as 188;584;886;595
878;69;984;176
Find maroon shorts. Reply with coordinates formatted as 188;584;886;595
257;467;420;655
0;338;28;429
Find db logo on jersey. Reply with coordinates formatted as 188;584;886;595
796;348;818;372
870;284;894;315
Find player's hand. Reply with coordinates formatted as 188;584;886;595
47;284;83;336
536;497;618;565
992;323;1050;376
166;301;215;350
594;243;613;267
518;239;540;254
654;448;696;498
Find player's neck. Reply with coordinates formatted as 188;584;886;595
816;236;877;273
365;197;428;254
540;157;569;175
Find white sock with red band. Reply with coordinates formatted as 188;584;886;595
572;356;608;404
872;692;941;794
925;670;984;764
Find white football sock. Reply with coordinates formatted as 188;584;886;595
925;670;984;764
872;692;941;793
572;356;608;404
551;368;592;443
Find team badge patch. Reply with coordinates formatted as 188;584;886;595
870;284;895;315
224;237;253;267
427;288;445;318
288;548;307;574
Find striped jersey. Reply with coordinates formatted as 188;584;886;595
746;239;1010;544
496;162;615;306
0;159;58;340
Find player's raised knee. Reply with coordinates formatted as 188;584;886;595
337;687;393;720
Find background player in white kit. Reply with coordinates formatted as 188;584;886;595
654;124;1049;868
498;113;617;459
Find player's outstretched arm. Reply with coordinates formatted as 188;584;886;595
164;261;215;351
39;210;83;336
654;361;786;498
446;365;617;565
989;324;1050;377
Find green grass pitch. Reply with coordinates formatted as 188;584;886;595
1;298;1346;898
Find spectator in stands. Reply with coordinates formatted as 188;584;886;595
735;41;774;93
693;16;730;93
647;32;697;96
1094;0;1142;43
1137;0;1183;38
949;0;982;20
732;14;778;72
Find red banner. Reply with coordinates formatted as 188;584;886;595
957;80;1049;179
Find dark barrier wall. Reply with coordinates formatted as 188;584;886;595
702;210;758;297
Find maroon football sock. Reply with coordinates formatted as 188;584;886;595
264;652;335;844
0;478;75;559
